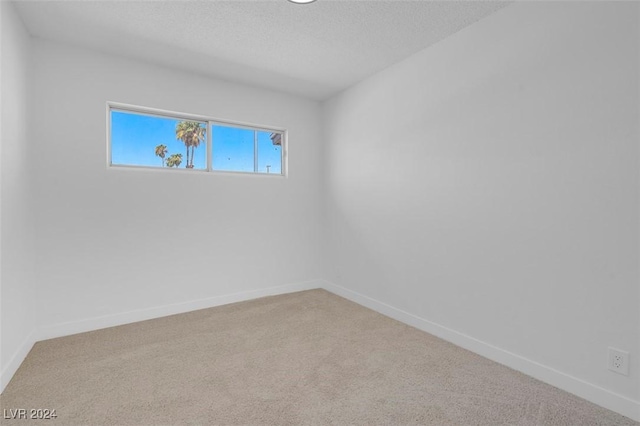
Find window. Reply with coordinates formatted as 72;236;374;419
108;103;286;176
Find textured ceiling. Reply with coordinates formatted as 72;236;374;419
14;0;510;100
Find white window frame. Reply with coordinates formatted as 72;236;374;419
106;102;288;177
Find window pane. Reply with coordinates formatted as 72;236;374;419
111;110;206;169
212;125;254;173
257;131;282;174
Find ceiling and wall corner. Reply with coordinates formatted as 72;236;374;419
13;0;509;101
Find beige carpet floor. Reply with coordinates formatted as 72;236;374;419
1;289;637;425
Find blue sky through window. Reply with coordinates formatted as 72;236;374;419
111;111;206;169
213;125;253;172
110;110;282;174
257;130;282;174
213;125;282;174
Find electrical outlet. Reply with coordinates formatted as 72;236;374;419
608;347;629;376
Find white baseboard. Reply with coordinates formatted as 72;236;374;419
6;279;638;421
320;280;640;422
1;329;37;394
38;279;323;341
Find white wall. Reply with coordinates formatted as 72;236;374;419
323;1;639;418
0;1;37;391
31;40;323;336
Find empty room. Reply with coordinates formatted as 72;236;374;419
1;0;638;424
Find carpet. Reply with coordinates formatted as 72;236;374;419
0;289;637;425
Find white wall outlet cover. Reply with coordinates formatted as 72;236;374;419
607;347;630;376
